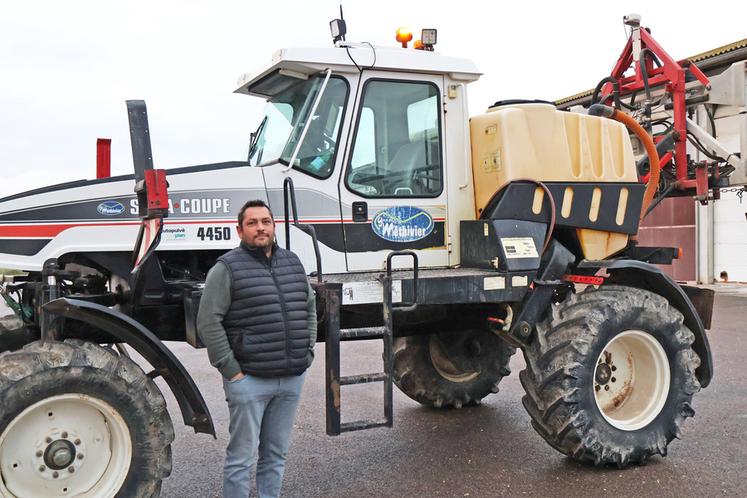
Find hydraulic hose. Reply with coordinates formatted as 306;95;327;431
639;49;654;103
639;49;666;106
591;76;636;111
588;104;661;221
591;77;619;105
481;178;556;254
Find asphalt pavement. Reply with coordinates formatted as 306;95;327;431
1;288;744;497
0;289;743;497
152;287;747;498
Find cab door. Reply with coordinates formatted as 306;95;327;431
338;72;449;272
260;73;356;275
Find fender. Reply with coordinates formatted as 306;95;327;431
577;259;714;388
44;297;216;437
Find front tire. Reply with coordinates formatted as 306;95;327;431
520;286;701;467
393;328;516;408
0;340;174;497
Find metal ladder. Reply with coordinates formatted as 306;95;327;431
324;251;418;435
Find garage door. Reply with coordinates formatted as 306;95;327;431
637;196;696;282
714;190;747;282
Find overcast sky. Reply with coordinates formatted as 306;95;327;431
1;0;745;197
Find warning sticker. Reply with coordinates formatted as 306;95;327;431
512;275;529;287
342;280;403;305
483;276;506;291
500;237;539;259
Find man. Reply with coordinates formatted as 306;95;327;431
197;199;316;498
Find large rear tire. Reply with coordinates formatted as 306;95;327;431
520;285;701;467
393;327;516;408
0;340;174;497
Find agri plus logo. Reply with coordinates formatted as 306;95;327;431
372;206;434;243
96;200;125;216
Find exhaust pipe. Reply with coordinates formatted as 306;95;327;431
96;138;111;179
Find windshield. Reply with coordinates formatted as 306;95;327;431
248;74;347;178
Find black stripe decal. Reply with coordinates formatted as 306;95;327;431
0;161;251;203
0;239;51;256
310;222;446;252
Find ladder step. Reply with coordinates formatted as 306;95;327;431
340;419;392;433
340;372;387;385
339;326;386;340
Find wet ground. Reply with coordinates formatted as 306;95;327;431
155;288;747;498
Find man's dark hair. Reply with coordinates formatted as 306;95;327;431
237;199;274;225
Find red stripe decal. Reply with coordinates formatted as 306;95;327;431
0;217;447;238
0;222;140;238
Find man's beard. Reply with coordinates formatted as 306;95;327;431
246;235;273;249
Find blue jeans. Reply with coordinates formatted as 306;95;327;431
222;372;306;498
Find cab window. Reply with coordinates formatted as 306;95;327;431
248;74;348;178
346;80;442;197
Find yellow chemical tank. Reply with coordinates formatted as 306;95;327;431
469;103;639;260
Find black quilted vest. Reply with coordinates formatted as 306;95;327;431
218;242;311;377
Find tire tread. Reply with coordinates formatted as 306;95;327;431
520;285;700;467
0;340;174;496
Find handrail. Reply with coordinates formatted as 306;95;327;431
386;250;419;311
283;177;323;282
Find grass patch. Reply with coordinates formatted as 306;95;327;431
0;268;25;276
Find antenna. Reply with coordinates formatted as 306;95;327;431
329;4;347;44
339;3;346;41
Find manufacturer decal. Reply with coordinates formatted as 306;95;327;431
97;200;125;216
162;226;187;240
372;206;434;243
129;197;230;216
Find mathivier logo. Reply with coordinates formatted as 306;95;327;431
372;206;434;243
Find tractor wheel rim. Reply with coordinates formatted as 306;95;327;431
429;335;480;383
0;394;132;498
593;330;670;431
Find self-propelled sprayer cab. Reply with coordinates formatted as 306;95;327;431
233;40;483;272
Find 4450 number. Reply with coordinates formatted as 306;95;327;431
197;226;232;241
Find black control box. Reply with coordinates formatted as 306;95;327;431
460;219;546;271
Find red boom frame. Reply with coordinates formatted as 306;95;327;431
600;26;711;197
